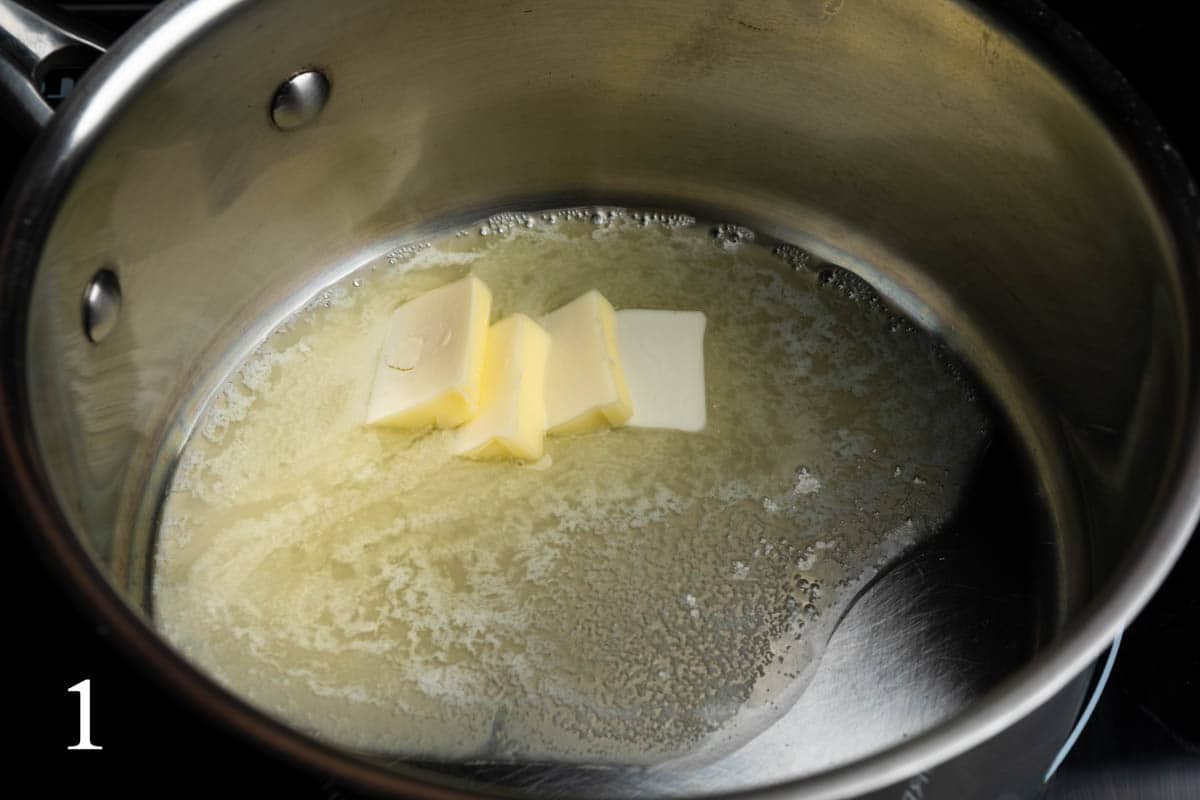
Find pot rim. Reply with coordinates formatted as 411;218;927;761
2;1;1197;797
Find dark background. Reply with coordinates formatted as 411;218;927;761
3;2;1197;798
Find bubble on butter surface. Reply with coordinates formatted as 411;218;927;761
153;208;989;764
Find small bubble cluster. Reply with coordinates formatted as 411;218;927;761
455;207;701;239
792;467;822;496
773;243;816;273
480;211;539;235
818;267;883;307
629;210;695;228
713;224;756;248
386;241;432;265
807;261;926;342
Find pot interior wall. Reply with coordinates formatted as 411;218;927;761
16;0;1191;791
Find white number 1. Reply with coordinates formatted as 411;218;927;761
67;679;103;750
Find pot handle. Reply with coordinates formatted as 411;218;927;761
0;0;107;137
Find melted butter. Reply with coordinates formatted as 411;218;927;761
152;209;988;763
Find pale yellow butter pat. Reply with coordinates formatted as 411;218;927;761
456;314;551;460
365;275;492;429
541;290;633;435
615;309;707;432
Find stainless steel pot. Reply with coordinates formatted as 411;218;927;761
2;1;1197;798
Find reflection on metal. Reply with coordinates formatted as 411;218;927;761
270;69;329;131
0;0;105;134
415;435;1060;796
81;268;120;343
1044;631;1124;783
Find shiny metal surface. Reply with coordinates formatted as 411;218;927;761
80;266;120;343
269;68;329;131
416;436;1078;796
0;0;104;135
1;1;1198;798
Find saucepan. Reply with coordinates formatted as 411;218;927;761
2;1;1197;798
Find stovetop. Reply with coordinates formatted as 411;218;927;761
4;2;1197;797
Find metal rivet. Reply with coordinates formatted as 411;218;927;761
270;69;330;130
82;268;121;343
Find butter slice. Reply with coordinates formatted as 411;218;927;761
542;291;633;435
615;310;707;432
455;314;551;460
365;275;492;429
